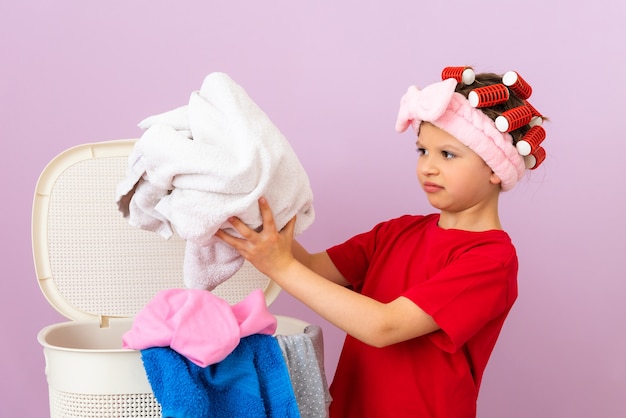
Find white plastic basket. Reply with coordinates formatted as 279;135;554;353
32;140;310;418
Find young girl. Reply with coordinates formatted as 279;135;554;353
217;67;547;417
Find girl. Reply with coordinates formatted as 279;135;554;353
217;67;546;417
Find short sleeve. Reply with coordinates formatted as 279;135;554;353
326;220;392;290
403;249;518;353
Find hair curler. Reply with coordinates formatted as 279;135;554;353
495;105;533;132
502;71;533;100
524;146;546;169
524;100;544;127
468;84;510;108
516;125;546;156
441;66;476;85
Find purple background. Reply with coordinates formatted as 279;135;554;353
2;1;625;416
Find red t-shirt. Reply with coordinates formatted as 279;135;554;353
326;214;518;418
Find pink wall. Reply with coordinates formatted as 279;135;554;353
2;1;625;416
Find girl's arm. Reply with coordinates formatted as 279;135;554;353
290;240;350;287
216;198;440;348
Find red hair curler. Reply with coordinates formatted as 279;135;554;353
468;84;510;108
441;66;475;85
524;100;544;127
516;125;546;156
502;71;533;100
495;105;533;132
524;146;546;170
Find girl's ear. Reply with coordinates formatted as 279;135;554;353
489;171;502;186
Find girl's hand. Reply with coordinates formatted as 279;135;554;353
219;200;440;348
215;197;297;277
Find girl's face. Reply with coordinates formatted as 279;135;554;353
416;122;501;215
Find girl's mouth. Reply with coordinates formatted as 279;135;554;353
422;182;443;193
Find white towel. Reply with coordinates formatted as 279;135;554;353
116;72;315;290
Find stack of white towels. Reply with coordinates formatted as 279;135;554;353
116;72;314;290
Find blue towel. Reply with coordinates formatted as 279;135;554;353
141;334;300;418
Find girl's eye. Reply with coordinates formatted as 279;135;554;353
442;151;456;159
417;147;427;156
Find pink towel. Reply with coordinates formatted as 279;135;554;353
123;288;277;367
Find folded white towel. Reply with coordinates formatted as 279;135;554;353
116;72;315;290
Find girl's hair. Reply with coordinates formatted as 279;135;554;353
454;73;530;145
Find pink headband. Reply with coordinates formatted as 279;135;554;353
395;77;526;191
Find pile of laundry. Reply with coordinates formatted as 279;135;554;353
116;72;315;290
117;73;328;417
123;288;330;417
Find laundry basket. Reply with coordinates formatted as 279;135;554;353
32;140;319;418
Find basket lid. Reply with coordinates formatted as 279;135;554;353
32;139;280;323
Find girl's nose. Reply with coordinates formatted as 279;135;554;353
418;157;438;176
